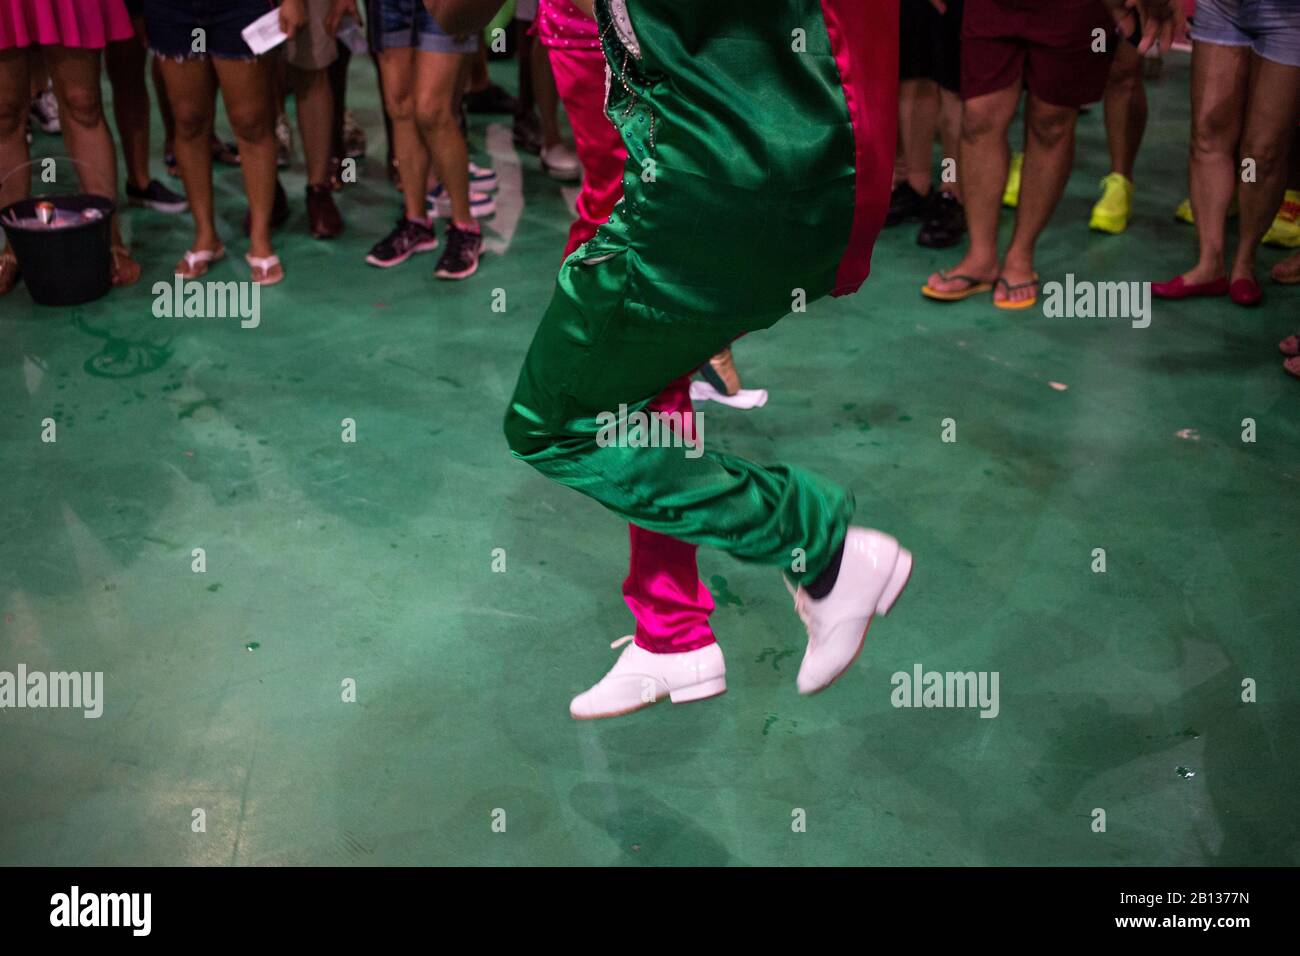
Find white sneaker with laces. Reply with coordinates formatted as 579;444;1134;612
569;637;726;720
790;527;912;695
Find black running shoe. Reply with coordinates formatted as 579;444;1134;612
465;83;518;115
916;190;966;249
127;178;189;214
512;110;543;156
885;182;929;227
243;179;290;236
365;217;439;268
434;224;482;280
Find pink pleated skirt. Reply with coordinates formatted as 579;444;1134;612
0;0;134;51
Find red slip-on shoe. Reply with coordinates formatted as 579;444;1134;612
1229;277;1262;306
1152;275;1229;299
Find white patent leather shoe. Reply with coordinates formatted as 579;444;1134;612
790;527;912;695
569;637;726;719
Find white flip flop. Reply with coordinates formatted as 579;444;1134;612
175;245;225;278
245;253;283;286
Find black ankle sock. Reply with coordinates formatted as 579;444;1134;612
804;540;845;600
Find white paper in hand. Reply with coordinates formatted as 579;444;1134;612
241;8;288;56
337;16;369;55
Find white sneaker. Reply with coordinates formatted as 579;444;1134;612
275;114;292;169
541;142;581;182
790;527;912;695
569;637;726;719
427;185;496;219
469;162;498;192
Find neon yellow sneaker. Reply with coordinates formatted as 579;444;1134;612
1262;189;1300;248
1002;151;1023;208
1089;172;1134;234
1175;195;1240;225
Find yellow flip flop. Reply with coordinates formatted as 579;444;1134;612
921;271;994;302
993;275;1039;311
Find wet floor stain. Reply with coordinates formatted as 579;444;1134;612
74;313;173;379
761;713;801;736
755;647;796;672
707;575;742;607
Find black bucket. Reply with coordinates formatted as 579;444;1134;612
1;194;115;307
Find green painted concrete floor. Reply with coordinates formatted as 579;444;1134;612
1;55;1298;866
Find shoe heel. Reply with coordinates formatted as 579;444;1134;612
669;677;726;704
876;548;912;616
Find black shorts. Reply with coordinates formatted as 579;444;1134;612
899;0;963;92
141;0;277;60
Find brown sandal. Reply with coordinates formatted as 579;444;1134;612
0;246;18;296
110;245;141;288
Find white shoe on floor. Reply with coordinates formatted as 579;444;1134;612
790;527;912;695
569;637;726;719
427;185;496;219
541;142;581;182
689;380;769;409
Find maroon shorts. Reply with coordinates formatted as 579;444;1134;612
961;0;1116;107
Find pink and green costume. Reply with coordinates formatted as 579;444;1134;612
505;0;898;599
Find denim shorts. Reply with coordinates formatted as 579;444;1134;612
366;0;479;54
1190;0;1300;67
142;0;277;60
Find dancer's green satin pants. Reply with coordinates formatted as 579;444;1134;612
504;0;879;584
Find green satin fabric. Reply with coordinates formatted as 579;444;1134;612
504;0;859;581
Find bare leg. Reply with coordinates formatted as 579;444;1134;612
937;87;962;201
44;45;138;284
28;47;47;98
0;49;32;212
898;77;938;197
44;47;117;200
468;42;491;92
414;49;472;225
926;83;1020;293
514;25;534;113
104;34;152;191
290;65;334;188
1182;41;1250;284
376;47;428;221
158;57;219;257
153;56;176;159
329;43;350;162
0;48;31;290
1103;41;1146;179
531;40;562;151
211;56;279;260
998;93;1079;304
1232;55;1300;283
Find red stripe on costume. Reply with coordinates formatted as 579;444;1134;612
820;0;899;296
